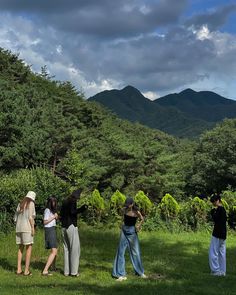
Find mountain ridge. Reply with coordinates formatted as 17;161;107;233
89;85;236;138
154;88;236;122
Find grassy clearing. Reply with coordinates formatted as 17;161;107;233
0;225;236;295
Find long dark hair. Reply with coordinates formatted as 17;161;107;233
46;196;57;214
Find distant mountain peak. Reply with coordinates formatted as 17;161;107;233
155;87;236;123
121;85;143;95
122;85;137;91
180;88;196;94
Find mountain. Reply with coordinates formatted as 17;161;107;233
154;88;236;122
89;86;214;138
1;47;185;197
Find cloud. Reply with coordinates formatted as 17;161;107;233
0;1;235;99
185;4;236;31
0;0;188;38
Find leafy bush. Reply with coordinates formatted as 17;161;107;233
0;167;70;232
110;190;126;215
134;190;153;215
159;193;180;221
179;197;210;231
221;190;236;228
86;189;106;224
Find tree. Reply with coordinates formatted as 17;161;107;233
189;119;236;195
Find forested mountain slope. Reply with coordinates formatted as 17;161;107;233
89;86;214;138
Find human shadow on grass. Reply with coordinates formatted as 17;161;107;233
80;229;236;295
30;260;46;272
82;262;111;273
0;258;15;272
3;228;236;295
140;235;236;295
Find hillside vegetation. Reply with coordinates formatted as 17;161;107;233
0;48;236;233
89;86;214;138
90;86;236;138
155;88;236;122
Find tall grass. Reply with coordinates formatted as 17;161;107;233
0;225;236;295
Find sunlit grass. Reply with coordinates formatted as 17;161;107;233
0;225;236;295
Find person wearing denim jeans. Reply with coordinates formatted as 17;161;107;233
112;197;147;281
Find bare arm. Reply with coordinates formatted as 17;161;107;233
29;202;36;236
136;210;144;232
43;213;58;225
29;216;35;236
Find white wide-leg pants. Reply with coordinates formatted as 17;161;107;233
209;236;226;275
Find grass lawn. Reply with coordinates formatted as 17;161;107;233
0;225;236;295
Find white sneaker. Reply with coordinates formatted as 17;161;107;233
211;272;222;276
140;274;148;278
116;276;127;281
220;272;226;276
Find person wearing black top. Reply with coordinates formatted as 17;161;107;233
112;197;147;281
60;189;87;277
209;194;227;276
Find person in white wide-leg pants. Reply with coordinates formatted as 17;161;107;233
209;194;227;276
209;236;226;275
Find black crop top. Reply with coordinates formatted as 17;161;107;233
124;214;138;226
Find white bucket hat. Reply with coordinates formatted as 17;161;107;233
25;191;36;201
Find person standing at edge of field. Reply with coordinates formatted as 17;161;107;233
112;197;147;281
209;194;227;276
60;189;87;277
42;196;58;276
14;191;36;276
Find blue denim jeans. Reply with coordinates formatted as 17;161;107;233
112;225;144;277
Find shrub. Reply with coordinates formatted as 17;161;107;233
221;190;236;228
0;167;70;232
159;193;180;221
110;190;126;216
134;190;153;215
179;197;210;231
86;189;106;224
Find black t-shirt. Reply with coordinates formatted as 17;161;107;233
60;199;87;229
211;206;227;240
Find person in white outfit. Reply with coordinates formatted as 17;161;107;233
209;194;227;276
15;191;36;276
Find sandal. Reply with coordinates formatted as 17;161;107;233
16;271;23;275
24;272;32;276
42;272;53;276
71;273;80;277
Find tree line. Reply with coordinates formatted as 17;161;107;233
0;48;236;232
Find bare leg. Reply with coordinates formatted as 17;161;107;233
24;244;32;275
42;248;58;274
17;244;24;274
51;255;57;271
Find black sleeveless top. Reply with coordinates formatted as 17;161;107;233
124;214;137;226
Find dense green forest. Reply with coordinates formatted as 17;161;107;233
0;48;236;232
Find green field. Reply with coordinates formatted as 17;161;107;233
0;225;236;295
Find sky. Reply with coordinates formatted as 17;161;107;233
0;0;235;100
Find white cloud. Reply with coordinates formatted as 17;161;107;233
0;2;236;100
196;25;211;40
56;45;62;54
86;79;121;98
139;5;151;15
142;91;159;100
